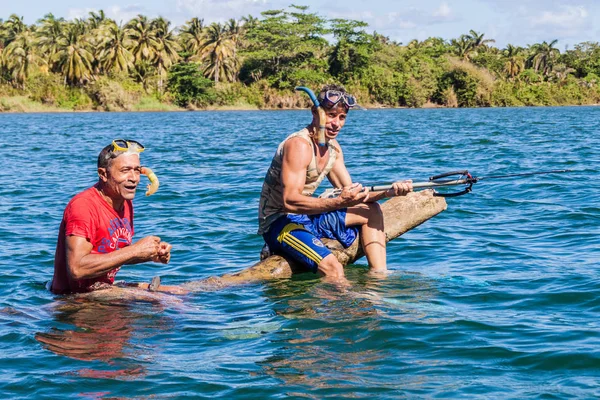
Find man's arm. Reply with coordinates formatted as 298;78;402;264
281;138;368;214
327;140;412;202
365;181;414;202
65;235;168;281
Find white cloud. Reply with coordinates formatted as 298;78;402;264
505;4;592;46
67;8;97;20
322;9;376;25
367;4;454;34
530;5;588;28
380;11;417;30
433;2;452;18
398;20;418;29
175;0;269;23
108;5;147;24
317;2;460;45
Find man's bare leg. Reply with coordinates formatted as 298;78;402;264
318;254;345;277
346;203;387;272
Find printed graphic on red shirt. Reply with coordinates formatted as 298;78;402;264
97;217;133;281
97;217;133;254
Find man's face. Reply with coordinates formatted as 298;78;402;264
101;153;142;201
323;104;348;140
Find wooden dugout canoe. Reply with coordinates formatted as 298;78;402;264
72;190;446;303
183;190;447;291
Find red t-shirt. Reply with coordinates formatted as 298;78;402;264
52;185;135;294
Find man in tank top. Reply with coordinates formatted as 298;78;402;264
258;84;413;280
51;140;183;294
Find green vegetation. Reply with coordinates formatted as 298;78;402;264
1;6;600;112
167;62;215;108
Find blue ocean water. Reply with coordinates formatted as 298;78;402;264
0;107;598;398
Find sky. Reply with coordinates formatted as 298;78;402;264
1;0;599;49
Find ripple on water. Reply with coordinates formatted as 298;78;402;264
0;108;599;398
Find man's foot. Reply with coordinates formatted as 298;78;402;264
148;276;161;292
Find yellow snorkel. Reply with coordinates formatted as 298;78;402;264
140;167;159;196
295;86;327;147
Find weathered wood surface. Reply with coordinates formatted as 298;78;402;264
183;190;447;291
73;286;187;304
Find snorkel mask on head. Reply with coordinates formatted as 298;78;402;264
100;139;145;166
110;139;145;155
295;86;359;147
102;139;145;163
317;90;358;110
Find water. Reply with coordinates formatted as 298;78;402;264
0;107;598;398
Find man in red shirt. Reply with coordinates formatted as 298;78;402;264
51;139;176;294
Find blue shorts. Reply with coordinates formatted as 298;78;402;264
262;209;359;273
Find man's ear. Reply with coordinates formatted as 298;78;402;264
98;167;108;182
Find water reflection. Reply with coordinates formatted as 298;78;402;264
35;298;172;379
258;269;445;392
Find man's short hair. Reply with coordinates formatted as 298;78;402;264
97;144;120;169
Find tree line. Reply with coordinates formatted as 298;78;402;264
1;4;600;111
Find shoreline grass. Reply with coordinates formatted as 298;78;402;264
1;94;599;113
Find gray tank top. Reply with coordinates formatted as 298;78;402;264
257;128;338;234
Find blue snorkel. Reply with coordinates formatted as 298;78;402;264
295;86;327;147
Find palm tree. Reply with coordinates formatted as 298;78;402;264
179;17;205;55
99;21;134;74
2;14;27;47
151;17;180;92
87;11;113;74
53;22;95;85
132;60;153;92
198;22;238;83
503;44;524;81
528;40;560;77
36;13;65;72
372;31;391;45
87;10;107;30
225;18;243;45
467;30;495;50
0;20;5;60
451;35;473;60
406;37;448;56
126;15;158;64
241;14;259;31
3;31;42;87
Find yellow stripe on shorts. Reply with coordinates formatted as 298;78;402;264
277;223;323;265
283;234;323;265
